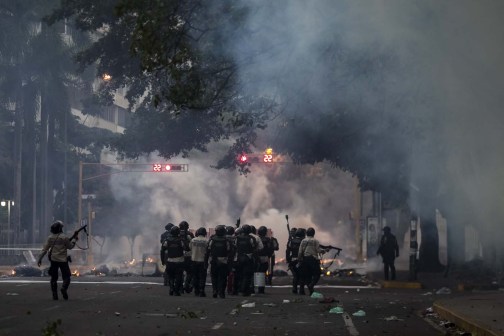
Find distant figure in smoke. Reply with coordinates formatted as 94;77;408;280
190;227;209;297
206;225;232;298
179;221;195;293
37;221;77;300
248;225;263;294
286;228;305;294
160;226;189;296
377;226;399;280
298;227;325;295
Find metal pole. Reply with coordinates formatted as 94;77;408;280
78;161;82;229
409;214;418;281
87;200;94;266
7;201;11;255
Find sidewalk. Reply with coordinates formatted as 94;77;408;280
368;270;504;336
434;292;504;336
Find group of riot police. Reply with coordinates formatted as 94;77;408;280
160;221;279;298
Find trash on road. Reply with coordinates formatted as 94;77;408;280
421;292;433;295
6;293;19;296
282;299;290;303
263;303;277;307
319;297;336;303
310;292;324;299
352;310;366;317
229;308;239;315
329;306;344;314
242;302;256;308
115;312;120;316
384;315;403;321
436;287;452;294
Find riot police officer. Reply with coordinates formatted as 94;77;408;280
179;221;194;293
161;226;189;296
233;225;257;296
190;227;209;297
298;227;325;295
225;226;237;295
256;226;274;294
160;223;174;243
37;221;77;300
286;228;305;294
206;225;232;298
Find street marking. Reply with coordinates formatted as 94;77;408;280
211;323;223;330
342;312;359;336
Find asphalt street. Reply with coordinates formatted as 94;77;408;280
0;276;445;336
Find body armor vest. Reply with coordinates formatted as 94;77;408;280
210;236;228;258
166;237;184;258
236;235;255;254
289;237;302;257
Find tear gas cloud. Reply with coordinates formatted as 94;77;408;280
104;1;504;265
102;147;356;265
220;0;504;259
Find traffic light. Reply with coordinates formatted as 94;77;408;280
238;154;248;164
152;164;188;172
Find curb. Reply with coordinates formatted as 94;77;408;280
433;301;503;336
379;280;423;289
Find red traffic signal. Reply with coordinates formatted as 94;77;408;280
239;154;248;163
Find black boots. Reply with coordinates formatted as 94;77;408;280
51;282;58;300
61;288;69;300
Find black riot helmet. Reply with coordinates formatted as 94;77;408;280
226;226;235;236
258;226;268;237
241;224;251;235
196;227;207;237
306;227;315;237
382;226;391;233
179;221;189;230
215;225;226;237
295;228;306;238
50;220;64;234
170;226;181;237
165;223;174;231
250;225;257;234
290;227;297;235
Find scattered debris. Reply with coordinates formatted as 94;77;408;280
421;292;433;296
436;287;452;295
263;303;277;307
282;299;290;303
229;308;239;315
352;310;366;317
384;316;403;321
242;302;256;308
6;293;19;296
319;297;336;303
311;292;324;299
329;306;344;314
115;312;120;316
13;265;42;277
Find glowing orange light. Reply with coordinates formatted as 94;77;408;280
102;73;112;81
265;148;273;155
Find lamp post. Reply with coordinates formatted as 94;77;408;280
1;200;14;253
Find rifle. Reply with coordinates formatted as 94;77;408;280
70;225;88;241
285;215;291;241
319;244;343;256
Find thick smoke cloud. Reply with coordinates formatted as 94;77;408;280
102;144;355;265
103;1;504;268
